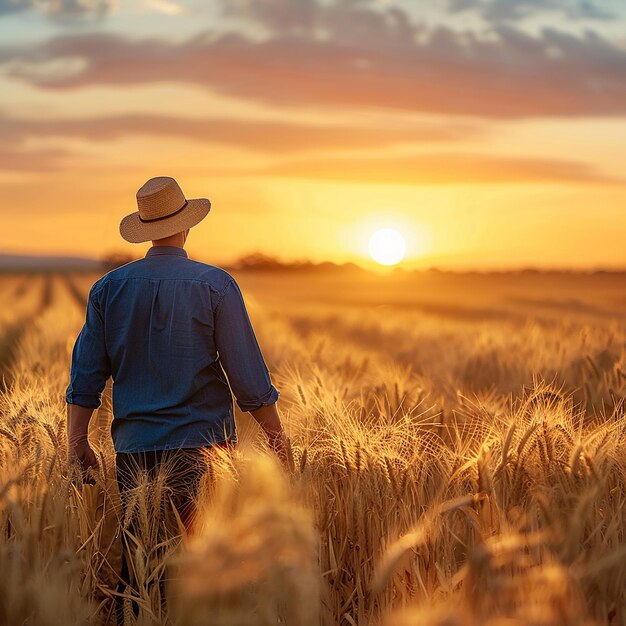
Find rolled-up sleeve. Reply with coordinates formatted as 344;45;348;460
214;278;279;412
65;285;111;409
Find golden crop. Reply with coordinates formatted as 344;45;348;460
0;270;625;625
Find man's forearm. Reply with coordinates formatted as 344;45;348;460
67;403;95;446
249;402;285;438
66;403;99;481
249;402;294;471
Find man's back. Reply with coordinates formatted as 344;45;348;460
66;245;279;453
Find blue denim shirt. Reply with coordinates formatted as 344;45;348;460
65;246;279;453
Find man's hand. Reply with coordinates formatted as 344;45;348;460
249;403;295;473
67;403;98;484
69;439;99;484
267;429;295;473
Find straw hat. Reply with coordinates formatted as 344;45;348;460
119;176;211;243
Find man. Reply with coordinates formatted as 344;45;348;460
65;176;292;616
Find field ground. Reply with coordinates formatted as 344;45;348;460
0;269;625;625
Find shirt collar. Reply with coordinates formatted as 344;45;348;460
145;246;188;259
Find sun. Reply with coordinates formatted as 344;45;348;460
368;228;406;266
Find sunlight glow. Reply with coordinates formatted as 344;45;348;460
368;228;406;266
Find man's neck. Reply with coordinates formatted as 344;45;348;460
151;235;186;248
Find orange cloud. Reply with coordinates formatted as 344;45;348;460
258;153;621;184
0;113;480;155
0;145;69;171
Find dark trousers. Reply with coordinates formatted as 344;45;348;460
114;447;209;624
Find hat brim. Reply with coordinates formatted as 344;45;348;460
119;198;211;244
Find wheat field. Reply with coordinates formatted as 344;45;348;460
0;269;625;626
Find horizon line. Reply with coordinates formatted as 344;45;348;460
1;250;626;275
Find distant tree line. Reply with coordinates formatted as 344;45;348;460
101;253;137;271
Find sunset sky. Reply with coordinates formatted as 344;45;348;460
1;0;625;269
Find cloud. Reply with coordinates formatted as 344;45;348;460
0;145;68;171
0;0;24;15
446;0;617;22
0;106;617;185
220;0;321;35
1;9;625;118
0;0;114;18
0;113;479;153
256;153;621;185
